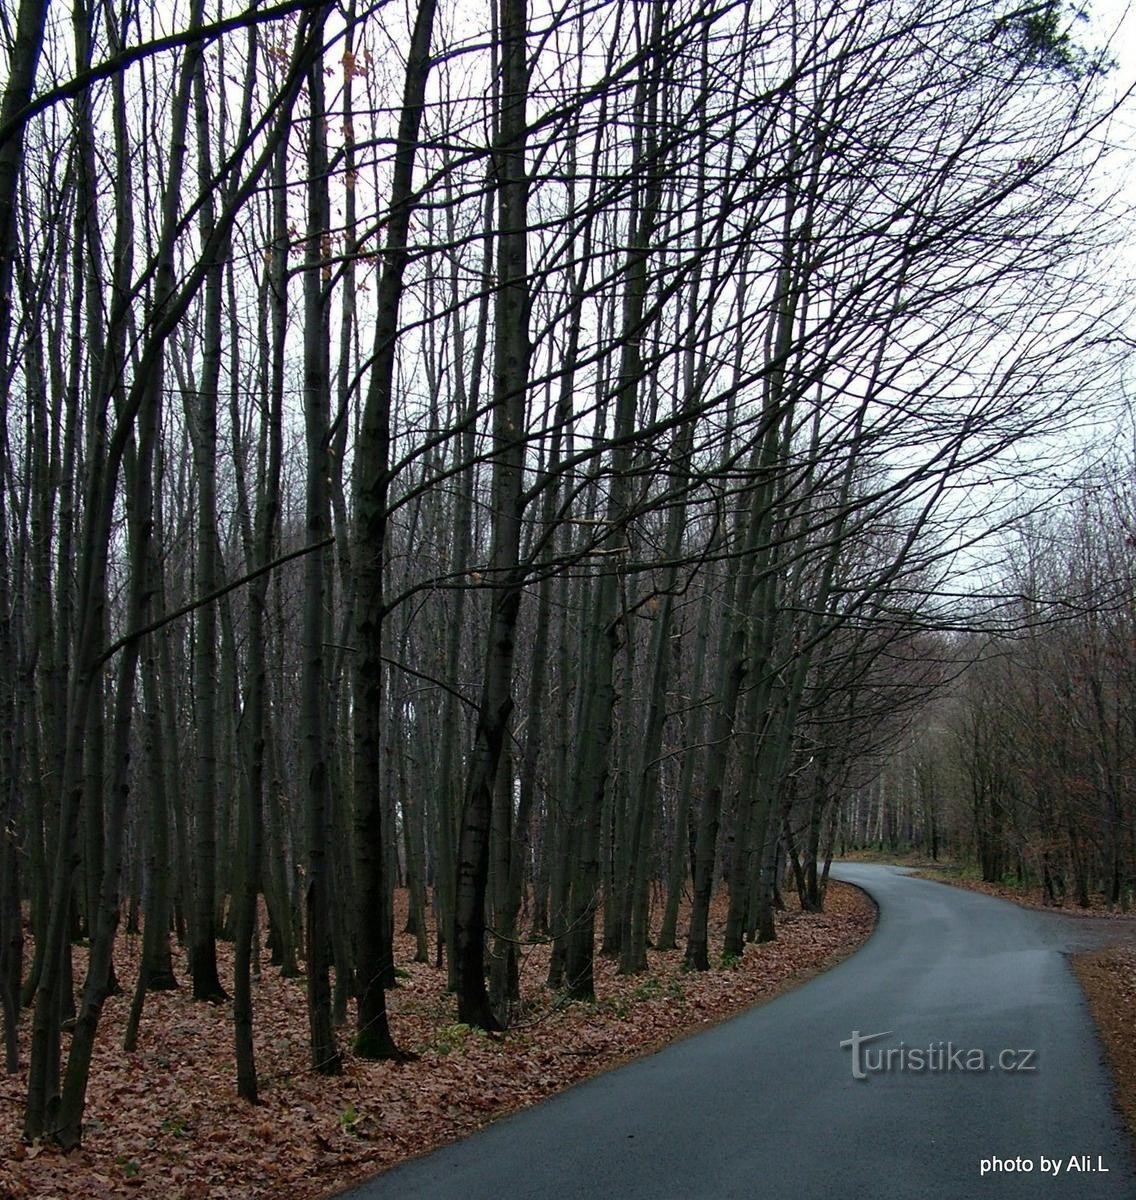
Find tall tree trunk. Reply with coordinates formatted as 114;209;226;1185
300;40;342;1078
453;0;530;1031
563;10;663;999
351;0;436;1060
185;28;228;1004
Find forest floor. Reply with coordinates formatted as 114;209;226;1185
0;882;874;1200
910;859;1135;917
1074;948;1136;1149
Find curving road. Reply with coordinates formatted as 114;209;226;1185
337;864;1136;1199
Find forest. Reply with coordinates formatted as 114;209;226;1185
0;0;1133;1164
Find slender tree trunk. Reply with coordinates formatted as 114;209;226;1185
300;42;342;1078
185;31;228;1003
351;0;436;1059
122;455;179;1054
453;0;530;1030
563;14;664;998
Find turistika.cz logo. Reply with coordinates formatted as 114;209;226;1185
840;1030;1037;1080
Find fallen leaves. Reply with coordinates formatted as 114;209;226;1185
913;864;1133;916
0;884;874;1200
1073;946;1136;1142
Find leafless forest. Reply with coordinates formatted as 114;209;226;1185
0;0;1134;1149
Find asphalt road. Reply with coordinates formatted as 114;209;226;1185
338;864;1136;1199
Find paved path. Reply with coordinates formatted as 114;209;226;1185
338;864;1136;1199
